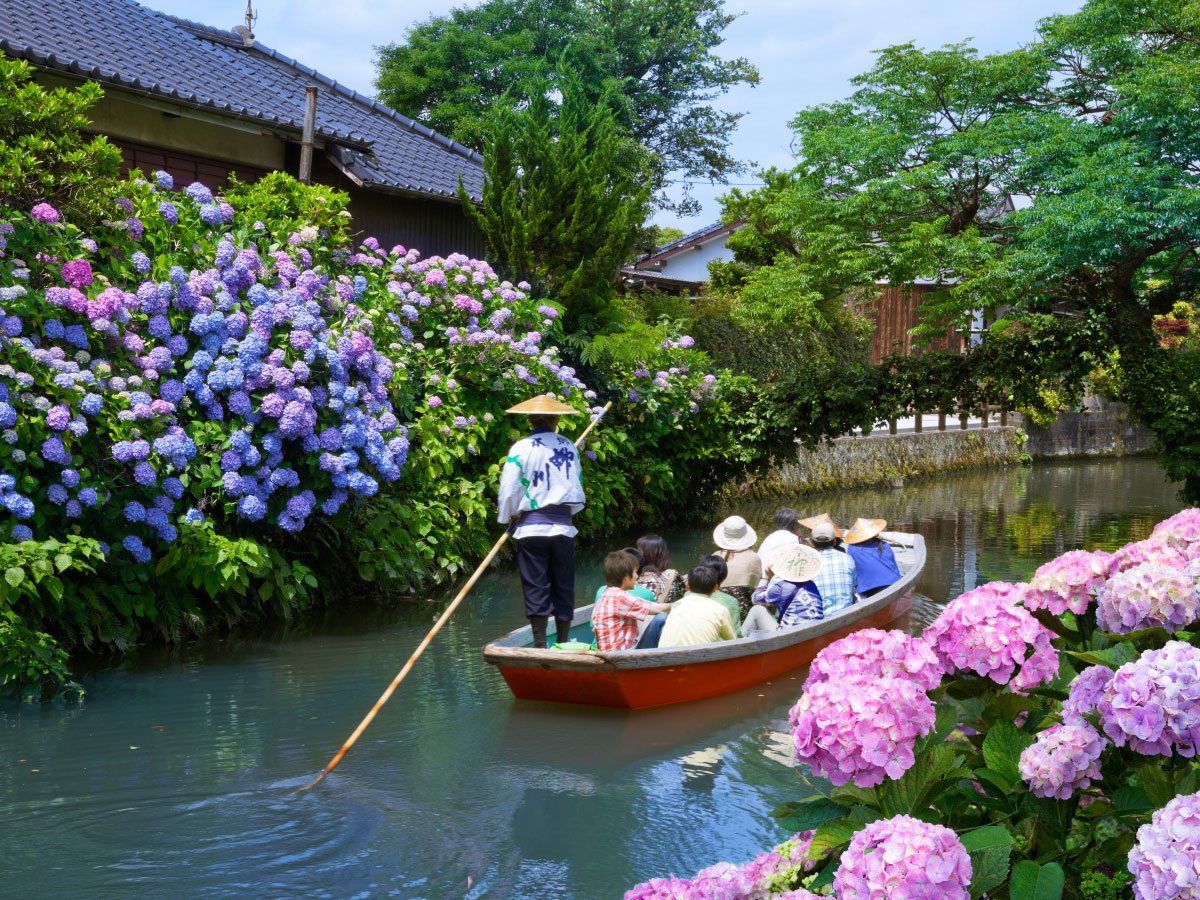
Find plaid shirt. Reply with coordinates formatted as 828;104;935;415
593;586;657;651
812;548;857;613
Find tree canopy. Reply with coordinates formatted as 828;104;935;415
459;70;652;336
717;0;1200;496
375;0;759;214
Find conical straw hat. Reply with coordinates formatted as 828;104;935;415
798;512;843;537
843;517;887;544
771;543;823;582
505;394;580;415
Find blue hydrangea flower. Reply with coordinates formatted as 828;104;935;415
11;524;32;541
124;501;146;522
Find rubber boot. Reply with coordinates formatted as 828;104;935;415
555;618;573;645
530;616;549;649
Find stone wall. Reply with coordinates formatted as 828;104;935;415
725;428;1021;501
1015;401;1155;459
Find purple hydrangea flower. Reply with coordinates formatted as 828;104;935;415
1128;790;1200;899
1097;562;1199;634
158;201;179;225
1101;641;1200;756
31;202;61;223
1019;723;1106;799
1025;549;1116;615
1062;664;1116;728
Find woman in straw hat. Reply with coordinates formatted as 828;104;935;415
497;395;585;648
740;544;824;636
842;517;901;598
712;515;761;615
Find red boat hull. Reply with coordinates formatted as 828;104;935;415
496;593;913;709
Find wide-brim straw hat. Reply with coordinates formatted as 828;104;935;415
798;512;843;537
843;517;888;544
714;515;757;551
771;543;823;583
505;394;580;415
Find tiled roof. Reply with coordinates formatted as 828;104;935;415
0;0;484;202
636;220;737;265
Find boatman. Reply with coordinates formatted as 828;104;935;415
497;395;585;648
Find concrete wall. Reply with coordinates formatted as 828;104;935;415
725;428;1022;501
1015;402;1155;459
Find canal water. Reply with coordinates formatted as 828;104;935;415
0;458;1182;898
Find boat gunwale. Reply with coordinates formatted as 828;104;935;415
483;533;925;671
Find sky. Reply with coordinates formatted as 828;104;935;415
147;0;1081;230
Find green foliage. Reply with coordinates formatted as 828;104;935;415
0;58;122;223
374;0;759;213
223;172;351;242
460;70;652;335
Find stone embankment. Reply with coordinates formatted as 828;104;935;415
725;401;1154;501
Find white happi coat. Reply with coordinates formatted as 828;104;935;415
497;427;586;538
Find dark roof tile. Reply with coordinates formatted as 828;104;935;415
0;0;483;202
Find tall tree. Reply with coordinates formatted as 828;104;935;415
376;0;759;214
460;71;652;336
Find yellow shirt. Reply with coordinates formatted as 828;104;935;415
658;592;736;648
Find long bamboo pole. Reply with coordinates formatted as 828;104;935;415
296;401;613;792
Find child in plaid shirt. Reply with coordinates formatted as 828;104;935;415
593;551;671;651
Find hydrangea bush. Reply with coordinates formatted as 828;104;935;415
629;511;1200;898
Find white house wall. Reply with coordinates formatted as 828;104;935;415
653;235;734;282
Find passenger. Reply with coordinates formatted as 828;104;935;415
699;554;742;633
658;564;737;648
741;545;824;636
756;508;802;579
594;546;655;604
636;534;684;603
843;517;902;597
592;551;672;652
809;521;857;613
712;515;761;615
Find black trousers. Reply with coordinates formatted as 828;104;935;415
516;535;575;620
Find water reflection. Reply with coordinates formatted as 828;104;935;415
0;458;1181;898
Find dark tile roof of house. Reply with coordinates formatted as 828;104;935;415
634;220;741;267
0;0;484;202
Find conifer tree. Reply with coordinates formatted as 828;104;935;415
460;70;652;336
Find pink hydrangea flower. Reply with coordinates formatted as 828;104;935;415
790;675;935;787
1019;723;1106;799
1113;537;1187;573
1096;562;1199;634
624;832;815;900
924;582;1057;688
31;202;60;223
1101;641;1200;756
804;628;943;693
834;815;971;899
1025;550;1115;615
60;258;94;288
1062;664;1115;728
1152;508;1200;557
1128;790;1200;899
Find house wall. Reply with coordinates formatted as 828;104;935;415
651;234;733;282
867;283;966;363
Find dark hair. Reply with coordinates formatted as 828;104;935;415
772;508;800;533
621;546;645;568
636;534;671;574
686;564;720;595
603;551;639;587
529;414;560;429
700;554;728;583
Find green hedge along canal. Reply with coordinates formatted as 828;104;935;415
0;458;1181;897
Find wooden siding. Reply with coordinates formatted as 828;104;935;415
866;284;966;363
113;138;269;190
310;156;485;259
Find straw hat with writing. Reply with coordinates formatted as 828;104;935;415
798;512;843;537
713;515;757;552
843;517;888;545
771;543;823;583
505;394;580;415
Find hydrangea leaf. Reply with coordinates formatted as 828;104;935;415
775;798;851;833
1009;860;1064;900
1065;642;1139;671
981;720;1034;787
959;825;1012;899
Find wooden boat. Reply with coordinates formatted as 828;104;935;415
483;532;926;709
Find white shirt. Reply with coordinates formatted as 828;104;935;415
757;529;800;578
497;427;586;539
